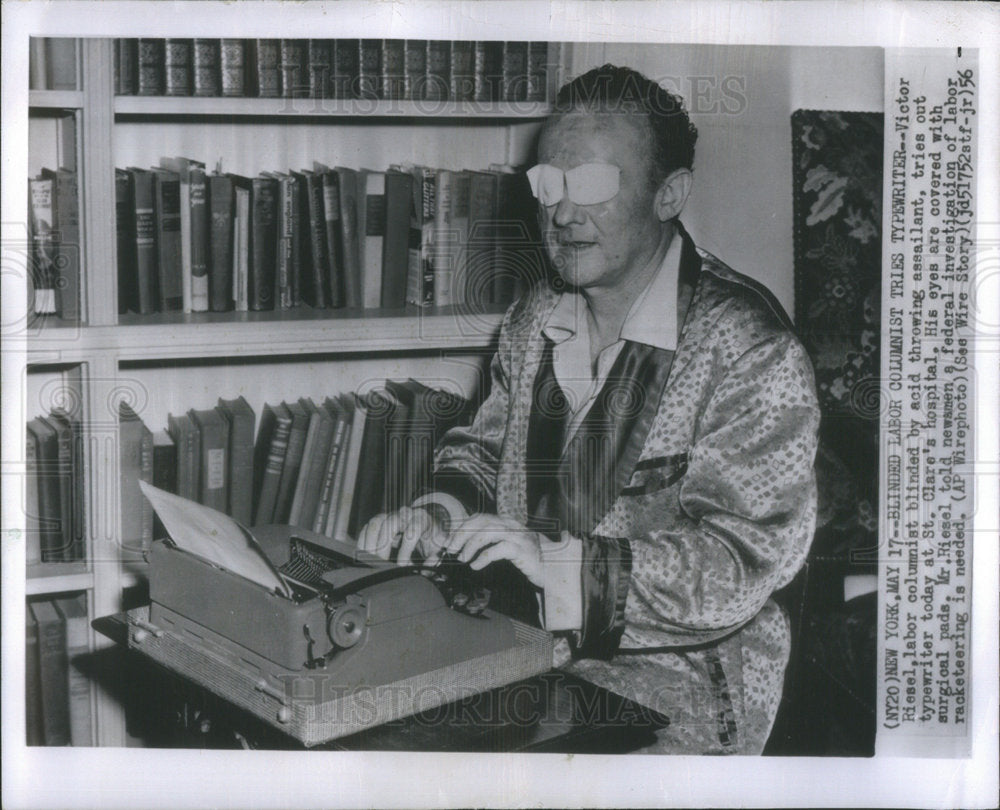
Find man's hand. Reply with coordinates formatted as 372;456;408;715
443;513;545;589
356;505;447;565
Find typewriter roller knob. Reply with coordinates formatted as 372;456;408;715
328;604;366;649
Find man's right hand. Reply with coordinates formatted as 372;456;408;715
356;505;448;565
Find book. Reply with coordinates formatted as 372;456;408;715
361;170;386;309
335;166;362;308
383;380;415;514
425;40;450;101
54;168;81;321
46;409;85;562
30;600;70;745
332;394;367;540
431;169;455;306
297;169;329;309
27;418;62;562
115;169;137;314
450;41;475;101
53;595;92;747
253;402;292;525
403;40;427;100
188;164;210;312
501;41;528;102
164;39;193;96
127;167;159;314
474;41;503;102
38;414;74;561
208;171;234;312
448;170;472;307
28;173;57;316
273;399;310;524
120;403;154;552
269;172;298;309
466;169;499;310
159;157;201;313
332;39;359;100
249;175;278;311
381;39;406;100
526;42;548;101
114;39;138;95
313;396;351;534
289;398;334;529
382;169;413;309
151;429;176;540
30;38;48;90
166;411;199;503
231;177;251;312
26;609;43;745
216;396;256;525
151;167;184;311
47;39;78;90
192;39;221;96
188;407;229;513
307;39;332;99
137;39;165;96
358;39;382;99
280;39;308;98
253;39;281;97
347;389;396;537
401;164;436;307
26;428;42;565
220;39;247;97
312;164;345;308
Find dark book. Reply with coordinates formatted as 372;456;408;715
253;39;281;97
55;169;80;321
400;164;431;307
450;41;475;101
382;169;413;309
526;42;548;102
28;172;57;316
398;380;443;506
192;39;221;97
47;39;77;90
115;168;137;314
307;39;332;99
208;171;234;312
358;39;382;99
216;396;255;525
253;402;292;525
249;175;278;311
115;38;138;95
296;169;329;309
164;39;192;96
383;380;415;514
312;164;344;308
333;394;366;540
332;39;359;99
347;388;396;537
280;39;308;98
448;170;471;307
137;38;165;96
381;39;405;100
360;170;385;309
273;399;310;524
26;609;43;745
501;41;529;102
53;594;92;747
188;408;229;513
127;167;159;314
335;167;362;308
425;40;450;101
219;38;247;97
26;418;62;562
166;411;199;503
30;600;70;745
47;408;85;562
151;429;176;541
120;402;153;552
151;168;184;311
26;428;42;565
466;169;499;311
289;398;334;529
474;41;503;102
313;396;352;534
403;40;427;100
188;164;210;312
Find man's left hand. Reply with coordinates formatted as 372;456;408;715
442;514;545;589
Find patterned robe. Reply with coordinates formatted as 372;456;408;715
432;226;820;754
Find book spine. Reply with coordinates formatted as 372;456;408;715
403;40;426;100
28;176;57;316
130;171;158;314
273;406;308;524
255;413;291;525
54;170;81;322
233;185;250;312
501;41;528;102
249;178;277;311
219;400;255;525
381;39;405;100
419;167;437;306
363;173;386;309
474;41;502;102
467;171;497;311
381;171;412;309
358;39;382;99
320;173;343;308
331;400;365;539
115;169;137;314
30;422;63;562
253;39;281;98
526;41;548;102
137;39;165;96
192;39;221;97
280;39;307;99
116;39;138;95
337;171;362;309
26;430;41;565
33;602;70;745
26;611;43;745
432;169;454;306
219;39;246;97
189;167;209;312
164;39;192;96
307;39;331;99
332;39;359;100
303;173;329;308
153;172;183;311
48;419;75;562
55;597;93;747
450;41;475;101
176;170;192;314
208;174;234;311
425;40;450;101
288;175;303;307
275;176;294;309
313;408;349;533
193;413;228;512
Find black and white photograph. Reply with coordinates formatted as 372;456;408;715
2;1;997;808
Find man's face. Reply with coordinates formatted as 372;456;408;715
535;111;664;292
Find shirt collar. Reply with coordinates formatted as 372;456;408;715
542;230;683;352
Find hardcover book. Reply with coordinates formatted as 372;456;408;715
403;40;427;100
425;40;450;101
253;39;281;98
137;38;165;96
358;39;382;99
216;396;256;525
121;402;154;552
30;600;70;746
273;399;310;524
361;170;386;309
288;398;334;529
166;411;200;503
127;167;159;314
280;39;308;98
192;39;221;97
54;168;81;321
253;402;293;525
332;39;359;100
297;169;330;309
47;408;85;562
164;39;192;96
450;41;475;101
382;169;413;309
335;167;362;308
208;171;235;311
381;39;406;100
53;595;93;747
249;175;278;311
26;418;62;562
151;168;184;311
115;168;138;314
188;407;229;513
220;39;247;97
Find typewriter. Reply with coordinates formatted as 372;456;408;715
125;525;552;746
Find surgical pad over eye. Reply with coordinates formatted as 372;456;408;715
527;163;621;206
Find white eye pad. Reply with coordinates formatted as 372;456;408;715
526;163;621;206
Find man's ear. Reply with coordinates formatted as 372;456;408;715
654;169;693;222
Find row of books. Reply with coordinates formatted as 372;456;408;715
28;168;81;322
28;38;77;92
26;594;91;746
26;407;85;564
114;39;550;102
116;158;541;316
119;380;474;551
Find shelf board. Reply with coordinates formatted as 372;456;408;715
30;89;85;109
27;307;504;362
26;562;93;595
114;95;551;119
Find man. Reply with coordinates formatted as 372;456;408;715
359;64;820;754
